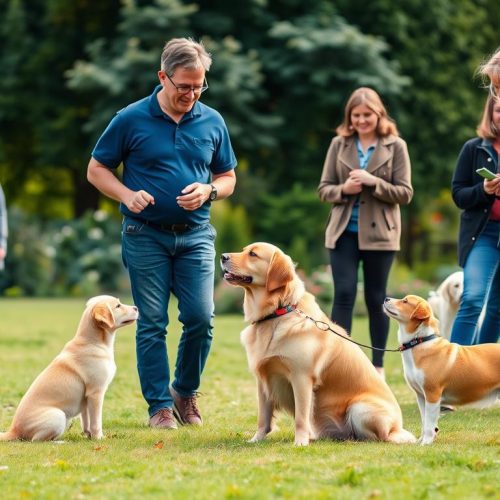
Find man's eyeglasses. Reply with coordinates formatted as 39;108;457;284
165;73;208;95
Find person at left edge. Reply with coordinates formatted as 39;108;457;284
0;182;7;271
87;37;237;429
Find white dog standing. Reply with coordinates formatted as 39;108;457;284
0;295;138;441
427;271;463;340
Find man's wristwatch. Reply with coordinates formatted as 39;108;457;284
209;184;217;201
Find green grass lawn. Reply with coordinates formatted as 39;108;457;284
0;297;498;499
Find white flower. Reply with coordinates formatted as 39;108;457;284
88;228;104;240
85;270;100;283
93;210;108;222
61;226;74;237
44;246;56;258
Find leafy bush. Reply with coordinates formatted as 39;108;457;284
0;208;53;296
214;281;244;315
387;260;434;298
0;209;126;297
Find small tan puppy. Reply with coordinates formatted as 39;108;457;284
383;294;500;445
427;271;463;340
221;242;415;446
0;295;138;442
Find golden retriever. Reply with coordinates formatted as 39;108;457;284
0;295;138;441
221;242;415;446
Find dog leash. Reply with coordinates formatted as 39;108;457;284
294;309;403;353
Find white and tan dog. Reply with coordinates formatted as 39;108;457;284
427;271;463;340
383;294;500;444
221;242;415;446
0;295;138;442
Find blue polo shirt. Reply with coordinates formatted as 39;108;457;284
92;85;237;226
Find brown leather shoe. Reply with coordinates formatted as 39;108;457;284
171;387;202;426
149;408;178;429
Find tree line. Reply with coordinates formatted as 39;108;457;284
1;0;498;270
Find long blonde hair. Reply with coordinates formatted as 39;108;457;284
336;87;398;137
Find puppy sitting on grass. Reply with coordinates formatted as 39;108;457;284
0;295;138;442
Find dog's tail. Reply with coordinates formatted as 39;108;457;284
0;429;18;441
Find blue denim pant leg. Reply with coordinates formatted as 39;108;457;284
450;221;500;345
122;218;216;416
477;222;500;344
170;224;216;397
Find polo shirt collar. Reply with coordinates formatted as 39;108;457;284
148;85;203;121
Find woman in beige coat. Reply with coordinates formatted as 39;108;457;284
318;88;413;378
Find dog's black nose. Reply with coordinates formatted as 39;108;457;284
221;254;230;262
384;297;390;303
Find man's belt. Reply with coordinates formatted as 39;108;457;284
131;217;192;233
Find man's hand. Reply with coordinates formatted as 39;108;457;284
125;190;155;213
177;183;211;211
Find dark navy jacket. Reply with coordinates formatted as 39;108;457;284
451;137;499;267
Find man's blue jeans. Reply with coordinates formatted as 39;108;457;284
450;220;500;345
122;217;216;417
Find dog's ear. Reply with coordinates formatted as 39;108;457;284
266;250;294;292
442;282;452;303
93;303;115;331
410;300;431;321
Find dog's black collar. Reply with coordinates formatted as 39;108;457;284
253;304;297;324
399;334;438;351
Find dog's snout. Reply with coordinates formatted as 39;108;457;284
384;297;391;303
221;254;230;263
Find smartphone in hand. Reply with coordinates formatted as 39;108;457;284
476;167;497;180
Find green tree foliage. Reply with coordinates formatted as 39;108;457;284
0;0;121;216
1;0;499;274
0;0;34;195
334;0;500;264
66;0;197;140
66;0;281;159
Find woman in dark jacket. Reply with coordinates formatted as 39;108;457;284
450;94;500;345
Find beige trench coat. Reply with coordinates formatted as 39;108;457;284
318;134;413;250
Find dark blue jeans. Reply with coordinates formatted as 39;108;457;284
122;217;216;417
450;220;500;345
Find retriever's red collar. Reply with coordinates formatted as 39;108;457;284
253;305;297;324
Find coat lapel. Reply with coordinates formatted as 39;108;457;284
338;137;360;170
366;136;395;173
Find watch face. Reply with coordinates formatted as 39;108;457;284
210;185;217;201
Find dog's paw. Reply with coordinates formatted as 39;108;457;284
248;432;266;443
419;433;436;445
294;434;310;446
419;439;434;445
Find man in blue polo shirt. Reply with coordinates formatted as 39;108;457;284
88;38;237;430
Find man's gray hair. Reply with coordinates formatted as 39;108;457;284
161;38;212;76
